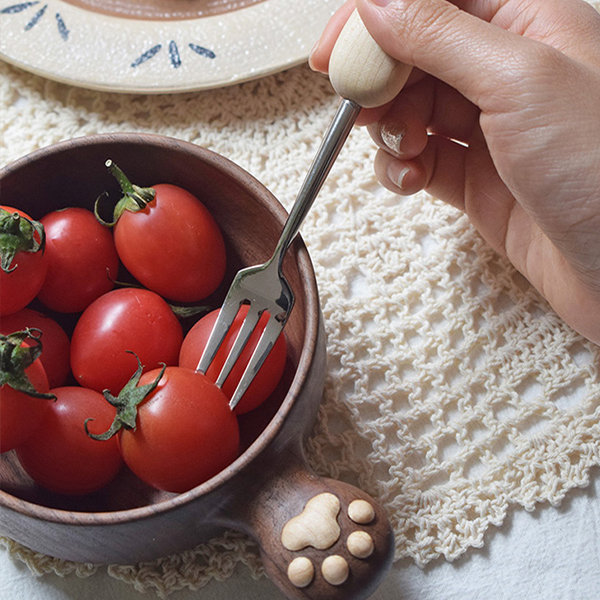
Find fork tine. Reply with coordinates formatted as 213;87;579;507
195;299;242;374
229;313;286;411
214;304;263;387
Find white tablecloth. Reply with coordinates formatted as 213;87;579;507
3;1;600;595
3;468;599;599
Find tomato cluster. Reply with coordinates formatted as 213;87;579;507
0;164;287;496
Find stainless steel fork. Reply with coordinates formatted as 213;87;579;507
195;99;360;409
196;10;412;410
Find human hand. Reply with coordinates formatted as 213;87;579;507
310;0;600;345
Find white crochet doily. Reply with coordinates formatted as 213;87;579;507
2;6;600;593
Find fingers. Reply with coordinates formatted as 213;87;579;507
311;0;600;74
373;135;468;208
354;0;541;109
371;75;480;147
366;87;429;159
374;127;516;259
311;0;600;113
309;1;357;73
464;0;600;66
365;74;480;203
373;152;426;197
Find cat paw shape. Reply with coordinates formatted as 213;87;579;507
281;492;341;551
281;493;376;589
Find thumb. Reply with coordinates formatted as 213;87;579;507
355;0;535;109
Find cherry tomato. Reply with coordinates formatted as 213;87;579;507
107;366;239;493
70;288;183;394
0;308;71;387
179;305;287;414
0;354;51;453
0;206;48;316
101;161;226;302
37;207;119;313
0;329;54;453
16;386;123;495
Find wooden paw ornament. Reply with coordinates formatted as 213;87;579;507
281;493;380;589
239;466;395;600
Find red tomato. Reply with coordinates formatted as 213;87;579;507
0;357;51;453
16;386;123;495
0;308;71;387
37;207;119;313
104;163;226;302
179;305;287;414
116;367;239;493
70;288;183;394
0;206;48;316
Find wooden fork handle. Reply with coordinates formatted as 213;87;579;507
328;9;412;108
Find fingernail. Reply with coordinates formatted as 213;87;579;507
308;38;322;70
380;122;406;154
388;164;410;190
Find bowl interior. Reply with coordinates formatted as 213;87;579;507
0;133;314;513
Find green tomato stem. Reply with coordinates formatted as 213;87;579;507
0;208;45;273
85;352;166;441
0;329;55;399
94;160;156;227
169;303;212;319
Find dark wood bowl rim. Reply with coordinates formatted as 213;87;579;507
0;133;321;525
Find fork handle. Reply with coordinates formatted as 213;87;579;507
274;97;360;262
273;10;411;263
329;9;412;108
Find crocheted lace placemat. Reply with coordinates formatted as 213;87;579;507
2;4;600;593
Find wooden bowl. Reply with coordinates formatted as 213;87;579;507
0;133;393;599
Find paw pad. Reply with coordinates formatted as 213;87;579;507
282;493;377;588
348;499;376;524
287;556;315;588
321;554;349;585
347;530;374;559
281;492;341;551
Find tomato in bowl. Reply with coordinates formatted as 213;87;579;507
0;133;393;600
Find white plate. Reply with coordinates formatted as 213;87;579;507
0;0;341;93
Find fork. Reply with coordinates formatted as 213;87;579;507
196;10;413;410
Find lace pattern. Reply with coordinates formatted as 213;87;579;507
2;5;600;592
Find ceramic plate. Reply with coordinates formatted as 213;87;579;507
0;0;342;93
